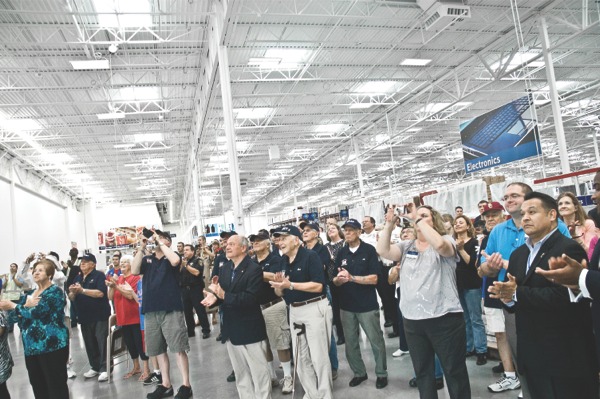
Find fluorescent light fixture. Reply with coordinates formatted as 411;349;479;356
247;49;311;70
70;60;110;70
406;127;422;132
97;112;125;120
124;162;143;167
353;81;398;94
93;0;152;28
1;118;42;132
490;51;545;71
234;108;273;119
114;143;135;149
418;102;471;114
401;58;432;66
133;133;163;142
200;181;215;186
349;103;374;109
314;124;348;133
145;158;164;166
110;86;160;102
131;176;146;180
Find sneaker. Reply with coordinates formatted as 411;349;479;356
98;372;109;382
83;369;99;379
492;362;504;373
281;376;293;394
147;385;174;399
518;390;523;399
174;385;192;399
476;353;488;365
143;372;162;386
392;349;409;357
226;370;235;382
271;378;280;388
488;374;521;392
67;369;76;379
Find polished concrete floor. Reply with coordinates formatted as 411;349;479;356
5;320;521;399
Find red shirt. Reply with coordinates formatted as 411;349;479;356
114;274;141;326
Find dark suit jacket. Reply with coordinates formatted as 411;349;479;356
586;270;600;300
507;230;597;377
218;255;267;346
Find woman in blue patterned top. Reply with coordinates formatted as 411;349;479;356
0;259;69;399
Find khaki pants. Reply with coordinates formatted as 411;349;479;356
226;340;272;399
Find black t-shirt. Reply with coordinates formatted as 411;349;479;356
73;269;111;324
307;242;330;282
455;237;481;290
335;240;379;313
212;250;227;278
256;252;283;305
282;247;326;304
179;256;204;287
141;253;183;313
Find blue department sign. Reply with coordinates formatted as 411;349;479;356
460;95;541;173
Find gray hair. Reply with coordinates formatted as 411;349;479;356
120;255;134;264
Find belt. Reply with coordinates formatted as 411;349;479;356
291;295;327;308
260;297;283;310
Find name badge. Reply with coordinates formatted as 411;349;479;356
406;251;418;259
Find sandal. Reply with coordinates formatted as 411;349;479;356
123;369;141;379
138;372;150;382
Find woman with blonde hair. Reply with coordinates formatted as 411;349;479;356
557;192;597;254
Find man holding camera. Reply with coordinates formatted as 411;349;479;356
132;230;192;399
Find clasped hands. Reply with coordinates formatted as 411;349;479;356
201;276;224;307
335;267;353;284
269;272;291;290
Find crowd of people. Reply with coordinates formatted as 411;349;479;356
3;172;600;399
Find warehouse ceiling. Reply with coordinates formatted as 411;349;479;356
1;0;599;222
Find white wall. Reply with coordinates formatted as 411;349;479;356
94;203;162;231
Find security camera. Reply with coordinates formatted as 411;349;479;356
108;44;118;54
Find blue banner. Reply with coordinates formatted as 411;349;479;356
461;95;541;173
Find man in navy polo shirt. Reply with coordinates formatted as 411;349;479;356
270;225;333;399
68;253;111;382
334;218;388;389
132;230;192;399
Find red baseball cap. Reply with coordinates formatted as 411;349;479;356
482;201;504;215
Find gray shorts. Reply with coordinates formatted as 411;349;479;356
262;300;291;351
144;310;190;356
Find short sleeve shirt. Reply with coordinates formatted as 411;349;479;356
73;269;111;324
256;252;283;305
140;254;183;313
282;247;326;304
335;240;379;313
179;257;204;287
396;236;463;320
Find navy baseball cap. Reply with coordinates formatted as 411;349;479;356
249;231;270;242
302;222;320;232
81;253;97;263
272;225;303;239
341;219;362;230
219;231;238;239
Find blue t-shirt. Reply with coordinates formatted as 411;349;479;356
73;269;111;324
140;254;183;314
282;247;326;304
335;240;380;313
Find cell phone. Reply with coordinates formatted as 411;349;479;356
142;228;154;239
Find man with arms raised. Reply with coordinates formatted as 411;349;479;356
132;230;192;399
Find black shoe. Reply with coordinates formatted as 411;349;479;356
376;377;388;389
174;385;192;399
465;350;476;358
143;372;162;386
387;331;399;338
409;377;417;388
216;333;222;341
226;370;235;382
147;385;174;399
202;332;210;339
383;321;393;328
476;353;487;365
436;377;444;390
188;332;195;338
492;362;504;373
337;337;345;346
349;375;368;387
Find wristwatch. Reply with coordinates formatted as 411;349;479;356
289;282;295;291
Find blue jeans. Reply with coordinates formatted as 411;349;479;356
459;288;487;354
325;285;339;370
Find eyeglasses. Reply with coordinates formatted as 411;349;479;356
502;193;523;202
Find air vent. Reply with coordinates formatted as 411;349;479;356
421;3;470;31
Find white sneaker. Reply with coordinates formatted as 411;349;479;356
97;372;109;382
67;369;76;379
393;349;409;357
281;376;293;394
83;369;99;379
487;374;521;392
518;391;523;399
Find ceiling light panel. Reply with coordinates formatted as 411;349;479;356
401;58;432;66
353;81;398;94
234;108;273;119
70;60;110;70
